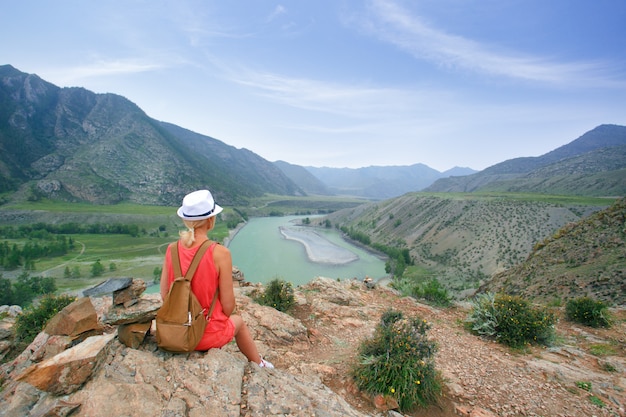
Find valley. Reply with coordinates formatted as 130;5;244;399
0;193;619;305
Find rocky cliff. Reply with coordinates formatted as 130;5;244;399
1;277;624;417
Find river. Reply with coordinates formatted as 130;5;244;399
227;215;387;286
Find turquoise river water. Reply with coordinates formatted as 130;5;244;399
227;215;387;286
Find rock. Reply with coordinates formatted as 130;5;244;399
0;305;22;317
308;277;360;306
373;393;399;411
0;380;41;417
470;407;499;417
239;297;308;347
101;294;161;325
232;266;244;282
244;363;368;416
83;278;133;297
29;398;81;417
117;322;151;349
112;279;147;306
16;333;116;395
44;298;102;339
0;316;15;340
31;335;73;362
68;347;245;417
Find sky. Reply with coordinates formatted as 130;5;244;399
2;1;626;172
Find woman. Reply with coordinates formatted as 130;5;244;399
160;189;273;368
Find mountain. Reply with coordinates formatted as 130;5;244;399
272;160;333;196
482;197;626;305
425;124;626;196
301;164;477;200
0;65;302;206
324;193;612;297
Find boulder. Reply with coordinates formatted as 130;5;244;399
44;298;102;339
117;322;151;349
83;278;133;297
16;333;116;395
112;279;147;307
101;294;161;325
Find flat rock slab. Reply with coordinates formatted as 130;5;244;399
83;278;133;297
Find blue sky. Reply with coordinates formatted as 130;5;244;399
2;0;626;171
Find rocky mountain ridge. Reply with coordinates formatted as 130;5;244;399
0;65;301;206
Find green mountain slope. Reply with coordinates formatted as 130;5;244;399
426;124;626;196
483;197;626;306
0;65;301;206
326;193;612;293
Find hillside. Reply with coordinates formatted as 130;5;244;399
0;65;301;206
325;194;613;296
1;278;624;417
484;197;626;305
426;124;626;196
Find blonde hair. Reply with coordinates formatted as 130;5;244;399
179;217;215;247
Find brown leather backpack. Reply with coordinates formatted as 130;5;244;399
155;240;219;353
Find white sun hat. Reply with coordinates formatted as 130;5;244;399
176;189;223;220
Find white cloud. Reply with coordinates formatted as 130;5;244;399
228;69;443;119
267;5;287;22
362;0;625;88
46;59;164;85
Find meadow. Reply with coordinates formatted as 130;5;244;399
0;195;365;294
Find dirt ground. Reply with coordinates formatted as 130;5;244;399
268;282;626;417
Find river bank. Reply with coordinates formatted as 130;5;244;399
278;226;359;265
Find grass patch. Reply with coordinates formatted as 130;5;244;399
588;343;619;356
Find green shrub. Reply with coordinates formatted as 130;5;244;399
565;297;612;328
14;294;77;346
253;278;295;312
389;277;415;297
466;293;555;348
412;278;452;307
352;309;442;412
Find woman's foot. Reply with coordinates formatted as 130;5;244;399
259;357;274;368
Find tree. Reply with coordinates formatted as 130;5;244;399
153;267;162;284
0;276;14;305
71;266;81;278
90;260;105;277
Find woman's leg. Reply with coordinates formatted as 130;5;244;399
230;314;261;364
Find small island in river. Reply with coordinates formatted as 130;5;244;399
278;226;359;265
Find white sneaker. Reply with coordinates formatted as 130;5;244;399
259;357;274;369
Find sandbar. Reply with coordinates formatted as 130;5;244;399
279;226;359;265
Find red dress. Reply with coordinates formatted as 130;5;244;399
162;241;235;350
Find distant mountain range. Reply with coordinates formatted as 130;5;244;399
1;64;625;206
426;124;626;196
295;164;476;199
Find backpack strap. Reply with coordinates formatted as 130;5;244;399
169;240;220;319
170;240;211;281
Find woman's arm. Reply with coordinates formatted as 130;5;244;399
214;244;235;316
